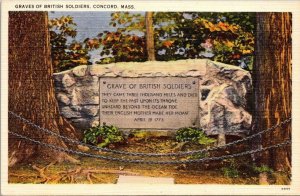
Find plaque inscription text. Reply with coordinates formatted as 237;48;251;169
99;78;199;129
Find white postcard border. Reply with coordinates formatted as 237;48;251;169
1;0;300;195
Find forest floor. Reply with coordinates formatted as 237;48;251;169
8;136;289;184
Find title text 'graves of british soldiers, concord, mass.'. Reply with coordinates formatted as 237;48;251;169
99;77;199;129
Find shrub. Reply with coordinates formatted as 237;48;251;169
83;125;124;147
175;127;216;145
221;159;239;178
253;165;273;174
222;167;239;178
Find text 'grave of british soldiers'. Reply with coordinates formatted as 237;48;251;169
99;78;199;129
54;59;252;136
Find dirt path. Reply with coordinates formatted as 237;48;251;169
8;137;262;184
8;156;259;184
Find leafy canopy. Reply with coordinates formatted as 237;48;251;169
49;16;99;72
49;12;255;71
97;12;255;70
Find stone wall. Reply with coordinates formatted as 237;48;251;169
53;59;252;136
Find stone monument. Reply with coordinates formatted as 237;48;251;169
53;59;252;137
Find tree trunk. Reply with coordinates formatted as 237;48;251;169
253;12;292;171
8;12;80;167
145;12;155;61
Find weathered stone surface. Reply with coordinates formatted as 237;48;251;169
72;65;87;77
199;83;252;136
71;117;99;130
70;87;99;105
88;65;110;76
70;118;91;130
62;73;76;87
82;105;99;117
75;75;99;87
53;59;252;136
60;106;81;119
56;93;70;105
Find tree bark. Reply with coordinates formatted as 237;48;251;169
253;12;292;171
8;12;80;167
145;12;155;61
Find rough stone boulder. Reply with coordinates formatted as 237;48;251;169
199;61;252;136
53;59;252;136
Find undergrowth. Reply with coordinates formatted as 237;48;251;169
175;127;216;145
83;125;124;147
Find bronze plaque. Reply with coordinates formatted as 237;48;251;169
99;77;199;129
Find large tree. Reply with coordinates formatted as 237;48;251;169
8;12;80;166
253;12;292;171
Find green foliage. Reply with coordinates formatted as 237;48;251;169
96;12;147;63
49;16;99;72
221;159;239;178
187;152;208;160
222;167;239;178
175;127;216;145
50;13;255;71
253;165;274;174
154;12;255;68
49;13;255;70
97;12;255;70
83;125;124;147
98;31;147;63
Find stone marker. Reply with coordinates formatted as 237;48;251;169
54;59;252;136
117;175;174;184
99;77;199;129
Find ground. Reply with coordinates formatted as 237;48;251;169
8;136;289;184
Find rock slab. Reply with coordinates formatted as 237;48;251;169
53;59;252;136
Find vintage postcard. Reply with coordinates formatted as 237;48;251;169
1;0;300;195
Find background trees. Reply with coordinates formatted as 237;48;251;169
50;12;255;71
96;12;255;70
49;16;99;72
